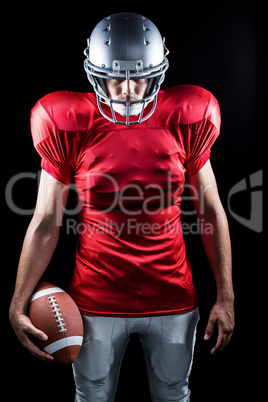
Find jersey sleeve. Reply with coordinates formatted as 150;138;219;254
183;96;221;177
30;99;73;184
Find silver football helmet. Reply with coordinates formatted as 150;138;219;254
84;12;169;125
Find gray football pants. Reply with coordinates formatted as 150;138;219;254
72;308;199;402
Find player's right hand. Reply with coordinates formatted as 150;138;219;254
9;309;54;362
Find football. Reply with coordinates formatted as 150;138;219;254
28;281;84;365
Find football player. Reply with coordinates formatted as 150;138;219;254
9;13;234;402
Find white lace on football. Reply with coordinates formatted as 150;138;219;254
48;296;67;333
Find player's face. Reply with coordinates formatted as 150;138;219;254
105;79;149;102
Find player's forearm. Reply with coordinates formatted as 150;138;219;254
10;218;60;314
200;208;234;302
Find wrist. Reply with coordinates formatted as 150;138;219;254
215;277;234;302
9;295;28;317
216;290;235;304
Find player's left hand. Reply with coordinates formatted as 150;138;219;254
204;300;235;354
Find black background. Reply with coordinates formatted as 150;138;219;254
3;1;264;401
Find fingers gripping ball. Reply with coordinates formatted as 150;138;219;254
28;282;84;364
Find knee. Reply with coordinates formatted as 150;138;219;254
152;395;190;402
151;342;192;384
148;343;192;402
73;337;113;383
150;377;191;402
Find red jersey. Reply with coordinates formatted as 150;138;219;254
30;85;221;317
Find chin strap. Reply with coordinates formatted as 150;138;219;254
111;102;143;117
108;98;154;117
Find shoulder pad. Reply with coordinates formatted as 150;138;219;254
161;85;220;129
33;91;95;131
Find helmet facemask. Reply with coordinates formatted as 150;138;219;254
83;13;169;125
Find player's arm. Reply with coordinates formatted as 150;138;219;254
188;160;235;354
9;169;70;361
